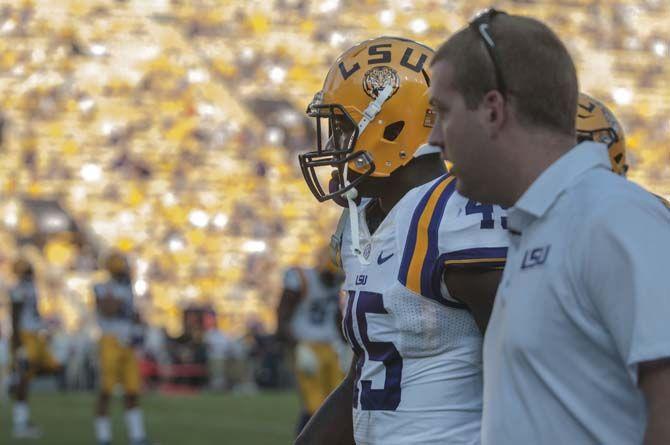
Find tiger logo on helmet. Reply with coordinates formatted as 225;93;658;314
362;66;400;99
576;92;628;176
299;37;436;203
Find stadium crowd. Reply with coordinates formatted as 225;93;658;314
0;0;667;394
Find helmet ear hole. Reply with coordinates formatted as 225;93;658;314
383;121;405;141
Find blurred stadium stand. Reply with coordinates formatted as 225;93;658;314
0;0;667;345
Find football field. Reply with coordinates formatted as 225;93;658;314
0;391;300;445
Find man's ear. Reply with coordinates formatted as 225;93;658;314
482;90;506;134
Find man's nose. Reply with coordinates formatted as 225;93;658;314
428;124;444;149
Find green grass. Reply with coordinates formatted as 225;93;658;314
0;391;300;445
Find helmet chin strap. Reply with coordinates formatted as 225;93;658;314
357;83;394;135
342;83;395;265
343;164;368;265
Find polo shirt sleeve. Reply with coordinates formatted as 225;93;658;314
582;193;670;384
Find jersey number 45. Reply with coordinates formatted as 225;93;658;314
343;291;403;411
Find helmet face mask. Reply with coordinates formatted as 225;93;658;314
299;37;435;203
576;127;619;148
299;99;375;202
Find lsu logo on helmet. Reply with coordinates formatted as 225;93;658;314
576;92;628;176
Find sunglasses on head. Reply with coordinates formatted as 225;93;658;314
469;8;508;97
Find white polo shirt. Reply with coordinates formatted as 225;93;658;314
482;141;670;445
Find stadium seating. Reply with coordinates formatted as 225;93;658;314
0;0;667;336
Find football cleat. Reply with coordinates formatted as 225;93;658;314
12;424;43;439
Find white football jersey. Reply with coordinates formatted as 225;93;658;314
94;279;136;345
10;281;43;332
338;174;508;445
285;267;342;344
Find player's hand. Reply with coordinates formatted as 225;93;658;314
100;297;122;316
13;346;30;375
296;343;319;376
15;346;28;362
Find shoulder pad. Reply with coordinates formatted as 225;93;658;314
398;174;508;301
398;174;457;296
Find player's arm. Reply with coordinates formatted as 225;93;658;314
295;356;356;445
410;192;507;334
640;359;670;444
275;269;305;344
334;305;345;343
10;299;23;351
443;268;503;334
276;289;303;343
94;284;120;317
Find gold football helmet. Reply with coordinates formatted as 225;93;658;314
13;258;33;279
299;37;436;202
576;93;628;176
103;251;130;276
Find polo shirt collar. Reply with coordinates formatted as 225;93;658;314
509;141;610;227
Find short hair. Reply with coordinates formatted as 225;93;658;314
432;13;578;136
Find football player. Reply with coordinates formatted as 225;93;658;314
9;257;61;439
577;92;670;207
576;92;628;176
276;247;346;434
296;37;508;445
93;251;149;445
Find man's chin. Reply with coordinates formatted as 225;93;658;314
454;177;472;198
455;178;481;201
456;180;499;205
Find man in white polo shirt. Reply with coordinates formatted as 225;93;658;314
430;9;670;445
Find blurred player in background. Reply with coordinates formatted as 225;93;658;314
276;247;345;434
0;320;8;401
93;251;150;445
576;92;628;177
9;257;62;439
577;92;670;208
296;37;508;445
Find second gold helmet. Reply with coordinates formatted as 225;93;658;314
13;258;33;279
104;251;129;276
577;93;628;176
